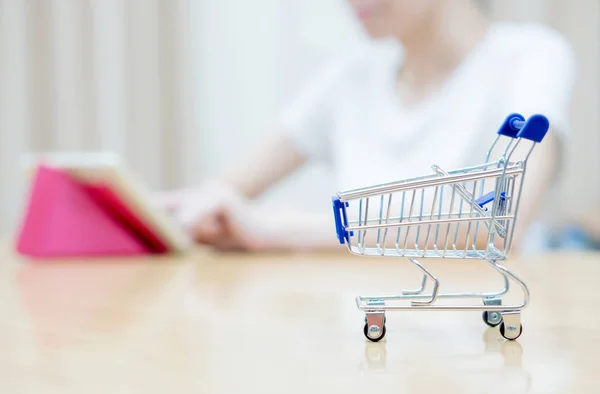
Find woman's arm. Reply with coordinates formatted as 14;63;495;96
221;131;308;199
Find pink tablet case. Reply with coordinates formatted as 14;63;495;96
15;165;169;258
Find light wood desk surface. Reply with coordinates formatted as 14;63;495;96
0;242;598;393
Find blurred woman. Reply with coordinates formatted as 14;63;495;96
161;0;576;253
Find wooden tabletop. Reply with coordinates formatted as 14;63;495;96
0;242;598;393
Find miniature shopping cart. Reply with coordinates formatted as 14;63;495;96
332;113;550;342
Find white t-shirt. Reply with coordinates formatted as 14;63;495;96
279;22;576;193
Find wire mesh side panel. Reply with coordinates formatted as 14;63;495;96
340;166;523;260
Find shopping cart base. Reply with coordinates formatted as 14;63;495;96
358;290;525;342
355;257;529;342
360;307;523;342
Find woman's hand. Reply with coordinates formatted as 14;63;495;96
191;203;280;252
156;181;283;252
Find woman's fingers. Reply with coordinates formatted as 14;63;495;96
186;205;259;251
184;190;273;252
190;211;226;245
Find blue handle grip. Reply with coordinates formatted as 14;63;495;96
332;196;350;245
497;113;526;138
516;114;550;143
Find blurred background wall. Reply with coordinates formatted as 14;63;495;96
0;0;598;238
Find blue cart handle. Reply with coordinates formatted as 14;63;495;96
332;197;351;245
497;113;550;143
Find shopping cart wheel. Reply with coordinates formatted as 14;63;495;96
482;311;503;327
363;322;386;342
364;312;386;342
482;296;502;327
499;321;523;341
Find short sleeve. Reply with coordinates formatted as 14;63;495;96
277;57;351;164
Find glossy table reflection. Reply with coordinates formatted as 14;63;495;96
0;242;598;393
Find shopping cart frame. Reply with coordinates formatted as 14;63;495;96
332;113;550;342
